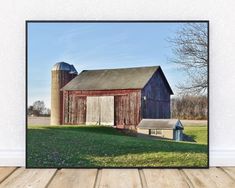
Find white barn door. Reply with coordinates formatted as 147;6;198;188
100;96;114;125
86;96;114;126
86;97;100;125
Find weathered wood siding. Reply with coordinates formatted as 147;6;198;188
114;91;141;129
63;91;86;124
75;96;87;124
141;70;171;119
63;90;141;128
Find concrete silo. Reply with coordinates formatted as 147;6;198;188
51;62;77;125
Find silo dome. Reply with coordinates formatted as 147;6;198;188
52;62;72;71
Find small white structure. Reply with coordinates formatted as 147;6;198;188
137;119;184;141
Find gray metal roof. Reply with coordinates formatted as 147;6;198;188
52;62;78;75
138;119;184;130
62;66;160;91
52;62;72;71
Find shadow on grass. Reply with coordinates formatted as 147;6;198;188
136;132;173;141
27;126;208;167
43;125;126;136
183;133;196;142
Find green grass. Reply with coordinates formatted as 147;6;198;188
184;126;208;144
27;125;208;167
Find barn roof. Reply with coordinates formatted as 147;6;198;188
138;119;183;130
61;66;173;93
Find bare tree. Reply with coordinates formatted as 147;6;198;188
168;23;208;95
32;100;45;115
28;100;51;116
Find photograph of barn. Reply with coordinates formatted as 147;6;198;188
51;62;173;130
27;22;208;168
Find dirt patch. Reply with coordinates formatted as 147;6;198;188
28;116;50;125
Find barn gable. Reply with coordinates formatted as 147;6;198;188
141;67;173;119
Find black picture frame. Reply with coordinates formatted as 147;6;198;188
26;20;209;169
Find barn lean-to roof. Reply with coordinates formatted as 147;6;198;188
138;119;184;130
61;66;173;94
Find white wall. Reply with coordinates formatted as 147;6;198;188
0;0;235;166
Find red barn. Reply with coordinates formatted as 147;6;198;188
55;65;173;130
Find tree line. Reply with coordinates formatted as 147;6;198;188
171;95;207;120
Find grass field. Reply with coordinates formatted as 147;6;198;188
184;126;208;144
27;125;208;167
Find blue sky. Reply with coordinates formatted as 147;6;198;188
28;22;187;108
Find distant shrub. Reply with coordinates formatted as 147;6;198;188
171;95;207;120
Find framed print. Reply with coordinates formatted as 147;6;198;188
26;21;209;168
